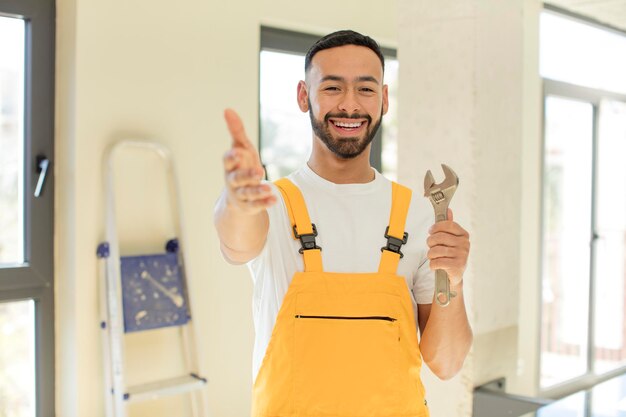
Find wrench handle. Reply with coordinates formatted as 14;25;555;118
435;269;454;307
435;212;448;222
433;200;449;222
434;204;456;306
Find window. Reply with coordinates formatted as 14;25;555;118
541;11;626;95
540;9;626;394
259;27;399;181
0;0;55;415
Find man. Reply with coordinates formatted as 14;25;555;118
214;30;472;417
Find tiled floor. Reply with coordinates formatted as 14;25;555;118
521;374;626;417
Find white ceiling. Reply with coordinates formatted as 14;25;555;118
546;0;626;32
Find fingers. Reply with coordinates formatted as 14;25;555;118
226;168;265;188
239;195;277;210
427;231;463;248
428;256;466;272
429;219;469;237
223;149;241;172
223;109;263;177
234;183;273;201
427;229;470;257
427;216;470;279
427;237;469;262
224;108;253;149
427;245;458;260
224;165;276;213
222;109;272;215
228;185;277;213
427;241;468;275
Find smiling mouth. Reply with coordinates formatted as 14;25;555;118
330;119;366;132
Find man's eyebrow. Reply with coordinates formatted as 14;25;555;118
356;76;380;84
320;75;380;84
320;75;345;83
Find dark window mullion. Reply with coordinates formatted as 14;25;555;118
0;0;55;416
0;267;46;291
370;127;382;172
24;0;55;279
35;286;54;417
587;102;600;375
0;1;37;18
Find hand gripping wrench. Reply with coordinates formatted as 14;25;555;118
424;164;459;307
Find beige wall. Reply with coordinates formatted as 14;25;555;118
54;1;398;416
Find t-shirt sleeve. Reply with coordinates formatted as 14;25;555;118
412;258;435;304
411;197;436;305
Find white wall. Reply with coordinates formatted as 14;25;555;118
54;1;399;416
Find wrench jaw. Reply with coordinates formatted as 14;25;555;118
441;164;459;189
423;170;436;196
424;164;459;212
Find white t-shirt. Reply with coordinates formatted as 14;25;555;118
246;164;435;382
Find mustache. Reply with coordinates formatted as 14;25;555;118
324;112;372;124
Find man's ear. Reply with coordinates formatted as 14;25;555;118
297;80;309;112
382;84;389;116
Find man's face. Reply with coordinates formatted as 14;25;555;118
298;45;388;159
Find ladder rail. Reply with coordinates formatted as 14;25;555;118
98;254;114;417
102;150;128;417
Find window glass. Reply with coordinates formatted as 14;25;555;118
540;96;594;388
0;300;35;417
260;51;312;180
536;391;586;417
593;99;626;374
0;16;25;265
381;59;398;182
540;12;626;94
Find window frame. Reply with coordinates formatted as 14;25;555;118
0;0;55;415
259;26;397;173
539;79;626;399
538;6;626;398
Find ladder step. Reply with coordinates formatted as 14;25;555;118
125;374;207;403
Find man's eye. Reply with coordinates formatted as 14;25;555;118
360;87;374;93
325;86;339;91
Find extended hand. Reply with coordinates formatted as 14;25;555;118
223;109;276;214
426;208;470;287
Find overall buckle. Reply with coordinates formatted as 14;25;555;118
293;224;321;254
381;226;408;258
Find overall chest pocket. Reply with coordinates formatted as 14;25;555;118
293;312;402;416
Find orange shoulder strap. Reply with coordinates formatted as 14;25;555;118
378;182;412;274
274;178;323;272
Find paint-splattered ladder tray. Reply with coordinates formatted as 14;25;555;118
120;252;190;333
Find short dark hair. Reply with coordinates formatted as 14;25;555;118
304;30;385;73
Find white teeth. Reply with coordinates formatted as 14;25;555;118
333;121;363;128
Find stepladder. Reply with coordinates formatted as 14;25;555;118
96;140;209;417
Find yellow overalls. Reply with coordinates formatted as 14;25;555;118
252;178;429;417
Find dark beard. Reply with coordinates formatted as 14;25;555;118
308;99;383;159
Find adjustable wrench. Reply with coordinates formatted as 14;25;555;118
424;164;459;307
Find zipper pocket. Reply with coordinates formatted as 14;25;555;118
295;315;397;322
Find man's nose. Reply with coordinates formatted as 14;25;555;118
338;90;361;113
